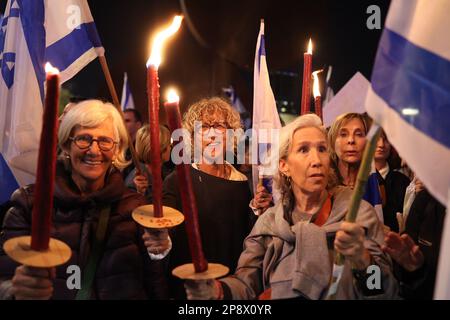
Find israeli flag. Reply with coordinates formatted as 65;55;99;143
45;0;104;83
364;0;450;299
0;0;104;191
363;164;384;223
252;20;282;198
120;72;135;110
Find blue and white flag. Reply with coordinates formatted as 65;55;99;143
120;72;135;110
364;0;450;299
252;20;281;197
363;164;384;223
0;0;104;190
45;0;104;83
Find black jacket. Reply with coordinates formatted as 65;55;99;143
376;170;410;232
397;190;446;299
0;161;168;300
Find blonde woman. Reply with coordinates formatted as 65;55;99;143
163;97;255;299
124;124;172;199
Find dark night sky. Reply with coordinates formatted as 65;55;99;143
2;0;391;122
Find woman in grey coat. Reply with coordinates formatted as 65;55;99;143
184;114;399;300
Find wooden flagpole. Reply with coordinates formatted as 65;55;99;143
98;55;141;175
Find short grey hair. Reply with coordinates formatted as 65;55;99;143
58;99;130;170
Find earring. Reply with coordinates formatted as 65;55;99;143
64;152;70;159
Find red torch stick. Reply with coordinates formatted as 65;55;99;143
164;89;208;272
30;63;60;251
300;39;313;115
146;64;163;218
145;15;183;218
312;70;323;121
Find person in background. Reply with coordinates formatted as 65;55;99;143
122;109;143;178
123;109;143;144
374;130;410;232
124;124;172;201
383;187;446;300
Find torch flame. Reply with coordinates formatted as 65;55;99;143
45;62;59;75
307;38;312;55
312;70;322;98
147;15;183;68
166;88;180;103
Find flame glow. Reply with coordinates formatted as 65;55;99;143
166;88;180;103
307;38;313;55
45;62;59;75
312;70;322;98
147;15;183;68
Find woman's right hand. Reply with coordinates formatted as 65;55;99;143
251;185;273;215
11;266;55;300
134;174;149;195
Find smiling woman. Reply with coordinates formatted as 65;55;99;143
0;100;171;300
58;101;129;193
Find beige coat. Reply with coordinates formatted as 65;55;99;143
220;187;399;300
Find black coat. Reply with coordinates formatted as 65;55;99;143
0;161;168;300
162;166;255;299
397;190;446;300
376;170;410;232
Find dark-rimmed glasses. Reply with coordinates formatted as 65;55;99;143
69;134;117;151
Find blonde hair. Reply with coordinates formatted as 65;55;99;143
275;114;334;213
58;99;130;169
135;124;171;164
327;113;370;185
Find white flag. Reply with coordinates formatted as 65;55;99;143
252;20;281;197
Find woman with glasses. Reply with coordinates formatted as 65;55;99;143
163;97;255;299
0;100;169;300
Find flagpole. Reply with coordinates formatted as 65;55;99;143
98;55;141;175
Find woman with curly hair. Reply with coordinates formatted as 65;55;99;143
163;97;255;299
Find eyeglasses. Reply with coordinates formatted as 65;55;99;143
200;123;227;133
69;134;117;151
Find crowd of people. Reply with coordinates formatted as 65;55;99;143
0;96;446;300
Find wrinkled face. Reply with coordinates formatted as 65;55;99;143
66;122;117;186
196;112;228;164
375;134;391;162
334;118;366;165
280;127;330;195
124;111;142;140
